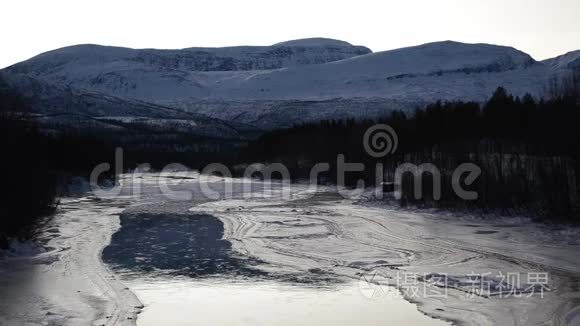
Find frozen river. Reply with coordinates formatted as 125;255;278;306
1;172;580;325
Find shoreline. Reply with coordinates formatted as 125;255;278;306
2;174;580;325
0;195;142;325
189;187;580;325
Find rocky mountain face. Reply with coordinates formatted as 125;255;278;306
1;38;577;134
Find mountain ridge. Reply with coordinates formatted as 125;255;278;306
2;38;578;130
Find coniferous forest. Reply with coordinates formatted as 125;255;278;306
238;72;580;220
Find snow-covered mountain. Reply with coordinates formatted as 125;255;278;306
1;38;577;130
0;71;257;141
542;50;580;70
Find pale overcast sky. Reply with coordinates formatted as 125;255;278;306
1;0;579;68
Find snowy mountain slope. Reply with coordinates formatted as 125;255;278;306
218;42;549;102
2;38;578;130
5;40;552;102
273;38;355;47
4;38;370;102
167;98;415;129
542;50;580;70
8;40;371;75
0;71;257;139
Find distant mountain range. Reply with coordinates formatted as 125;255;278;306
1;38;578;135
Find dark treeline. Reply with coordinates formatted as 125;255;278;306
0;91;120;247
1;97;57;246
238;80;580;221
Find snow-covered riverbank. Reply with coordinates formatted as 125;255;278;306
188;190;580;325
0;196;142;325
